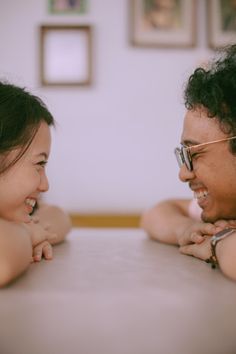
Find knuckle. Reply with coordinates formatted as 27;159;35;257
190;232;196;240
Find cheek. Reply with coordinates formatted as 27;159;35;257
199;163;236;198
7;169;40;198
194;162;221;190
19;170;41;191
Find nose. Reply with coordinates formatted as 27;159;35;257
178;164;195;183
38;170;49;192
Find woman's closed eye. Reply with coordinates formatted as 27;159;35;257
36;160;48;168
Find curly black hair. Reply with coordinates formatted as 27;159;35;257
184;44;236;140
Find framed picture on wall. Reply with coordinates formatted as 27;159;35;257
129;0;197;48
40;25;92;86
207;0;236;49
48;0;87;14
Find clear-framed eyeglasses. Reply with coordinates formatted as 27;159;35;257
174;136;236;171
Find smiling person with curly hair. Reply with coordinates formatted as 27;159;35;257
141;45;236;281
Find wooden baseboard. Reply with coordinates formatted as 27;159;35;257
69;213;141;228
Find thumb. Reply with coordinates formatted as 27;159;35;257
199;223;217;236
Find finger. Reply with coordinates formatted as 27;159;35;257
227;220;236;227
214;220;229;229
190;232;205;244
31;216;40;223
42;243;53;260
179;244;195;256
179;223;215;246
198;222;217;236
33;245;43;262
179;239;211;261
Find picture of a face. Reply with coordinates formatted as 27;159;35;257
142;0;181;30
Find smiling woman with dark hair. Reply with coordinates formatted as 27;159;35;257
0;81;71;287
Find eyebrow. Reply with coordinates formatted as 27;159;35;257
35;153;48;159
181;139;201;146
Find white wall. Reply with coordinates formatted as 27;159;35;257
0;0;213;213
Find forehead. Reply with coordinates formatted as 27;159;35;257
181;108;226;143
27;122;51;154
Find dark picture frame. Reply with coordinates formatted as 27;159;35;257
40;25;92;86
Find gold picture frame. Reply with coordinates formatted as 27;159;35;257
207;0;236;49
130;0;197;48
40;25;92;86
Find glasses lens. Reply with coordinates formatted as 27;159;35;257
182;147;192;171
174;146;192;171
174;147;184;168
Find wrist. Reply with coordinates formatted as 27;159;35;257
20;222;33;245
176;218;198;245
216;230;236;258
206;228;236;268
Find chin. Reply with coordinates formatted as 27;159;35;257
201;211;218;223
21;214;32;223
11;213;31;223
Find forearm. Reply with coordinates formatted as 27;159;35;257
140;200;193;245
34;204;72;245
0;220;32;287
216;233;236;281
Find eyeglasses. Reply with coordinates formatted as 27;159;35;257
174;136;236;171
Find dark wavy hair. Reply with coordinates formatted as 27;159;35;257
0;81;54;174
184;44;236;152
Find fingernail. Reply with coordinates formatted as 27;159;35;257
196;236;203;242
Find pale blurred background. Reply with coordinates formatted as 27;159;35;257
0;0;214;218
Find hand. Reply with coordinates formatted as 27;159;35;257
177;221;218;246
24;218;56;263
24;219;56;248
31;240;53;262
178;219;236;262
214;219;236;229
179;236;211;261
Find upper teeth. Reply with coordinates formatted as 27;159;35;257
194;190;208;199
25;198;36;207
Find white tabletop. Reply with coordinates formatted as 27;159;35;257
1;228;236;354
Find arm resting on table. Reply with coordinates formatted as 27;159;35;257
140;199;193;245
34;204;72;245
216;232;236;281
0;220;32;287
